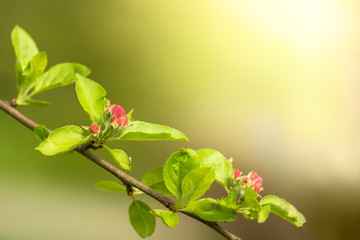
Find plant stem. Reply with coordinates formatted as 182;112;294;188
0;99;241;240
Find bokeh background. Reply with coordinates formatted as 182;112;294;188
1;0;359;239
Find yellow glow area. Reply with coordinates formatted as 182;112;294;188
220;0;346;55
203;0;360;186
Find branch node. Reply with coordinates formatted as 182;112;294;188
166;202;176;211
89;140;103;149
10;99;18;107
126;184;134;198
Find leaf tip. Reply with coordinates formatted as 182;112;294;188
34;145;49;156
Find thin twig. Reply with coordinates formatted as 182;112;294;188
0;99;241;240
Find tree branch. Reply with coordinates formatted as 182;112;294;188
0;99;241;240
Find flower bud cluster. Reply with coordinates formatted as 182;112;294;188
106;104;129;128
233;169;264;193
87;103;130;145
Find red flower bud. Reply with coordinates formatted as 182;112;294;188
253;185;262;193
244;177;250;184
122;116;129;127
250;172;260;180
234;169;241;180
254;176;263;186
106;104;126;117
111;117;122;126
242;172;264;193
90;124;100;134
106;104;116;112
111;116;129;128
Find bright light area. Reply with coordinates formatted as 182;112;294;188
208;0;360;186
220;0;347;55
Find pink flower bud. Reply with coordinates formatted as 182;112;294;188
250;172;260;180
234;169;241;180
111;116;129;128
106;104;126;117
111;117;122;126
244;177;250;184
254;176;263;186
106;104;116;112
122;116;129;127
89;124;100;134
242;171;264;193
253;185;262;193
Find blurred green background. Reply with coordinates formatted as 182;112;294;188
1;0;359;239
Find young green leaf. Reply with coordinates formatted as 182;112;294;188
15;51;48;105
129;199;156;238
15;59;25;89
150;209;179;228
23;99;51;107
243;187;261;211
34;124;50;141
185;198;237;222
104;146;131;170
197;149;232;188
112;121;188;141
179;167;215;207
95;180;126;192
35;125;90;156
218;187;238;210
75;74;107;124
240;209;259;221
163;149;200;198
260;195;306;227
127;108;135;121
32;63;91;95
27;51;48;78
16;51;47;92
11;25;39;70
142;166;172;195
258;204;271;223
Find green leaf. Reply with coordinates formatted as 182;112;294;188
27;51;48;77
113;121;188;141
240;209;259;221
185;198;237;222
34;125;50;141
243;187;261;211
129;199;156;238
15;51;48;105
23;99;51;107
218;187;238;209
15;59;25;89
95;180;126;192
150;209;179;228
258;205;271;223
163;149;200;198
75;74;107;124
237;187;261;221
16;51;47;92
32;63;91;95
127;108;135;121
142;166;172;195
11;25;39;70
104;146;131;170
197;149;232;188
35;125;90;156
179;167;215;207
260;195;306;227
